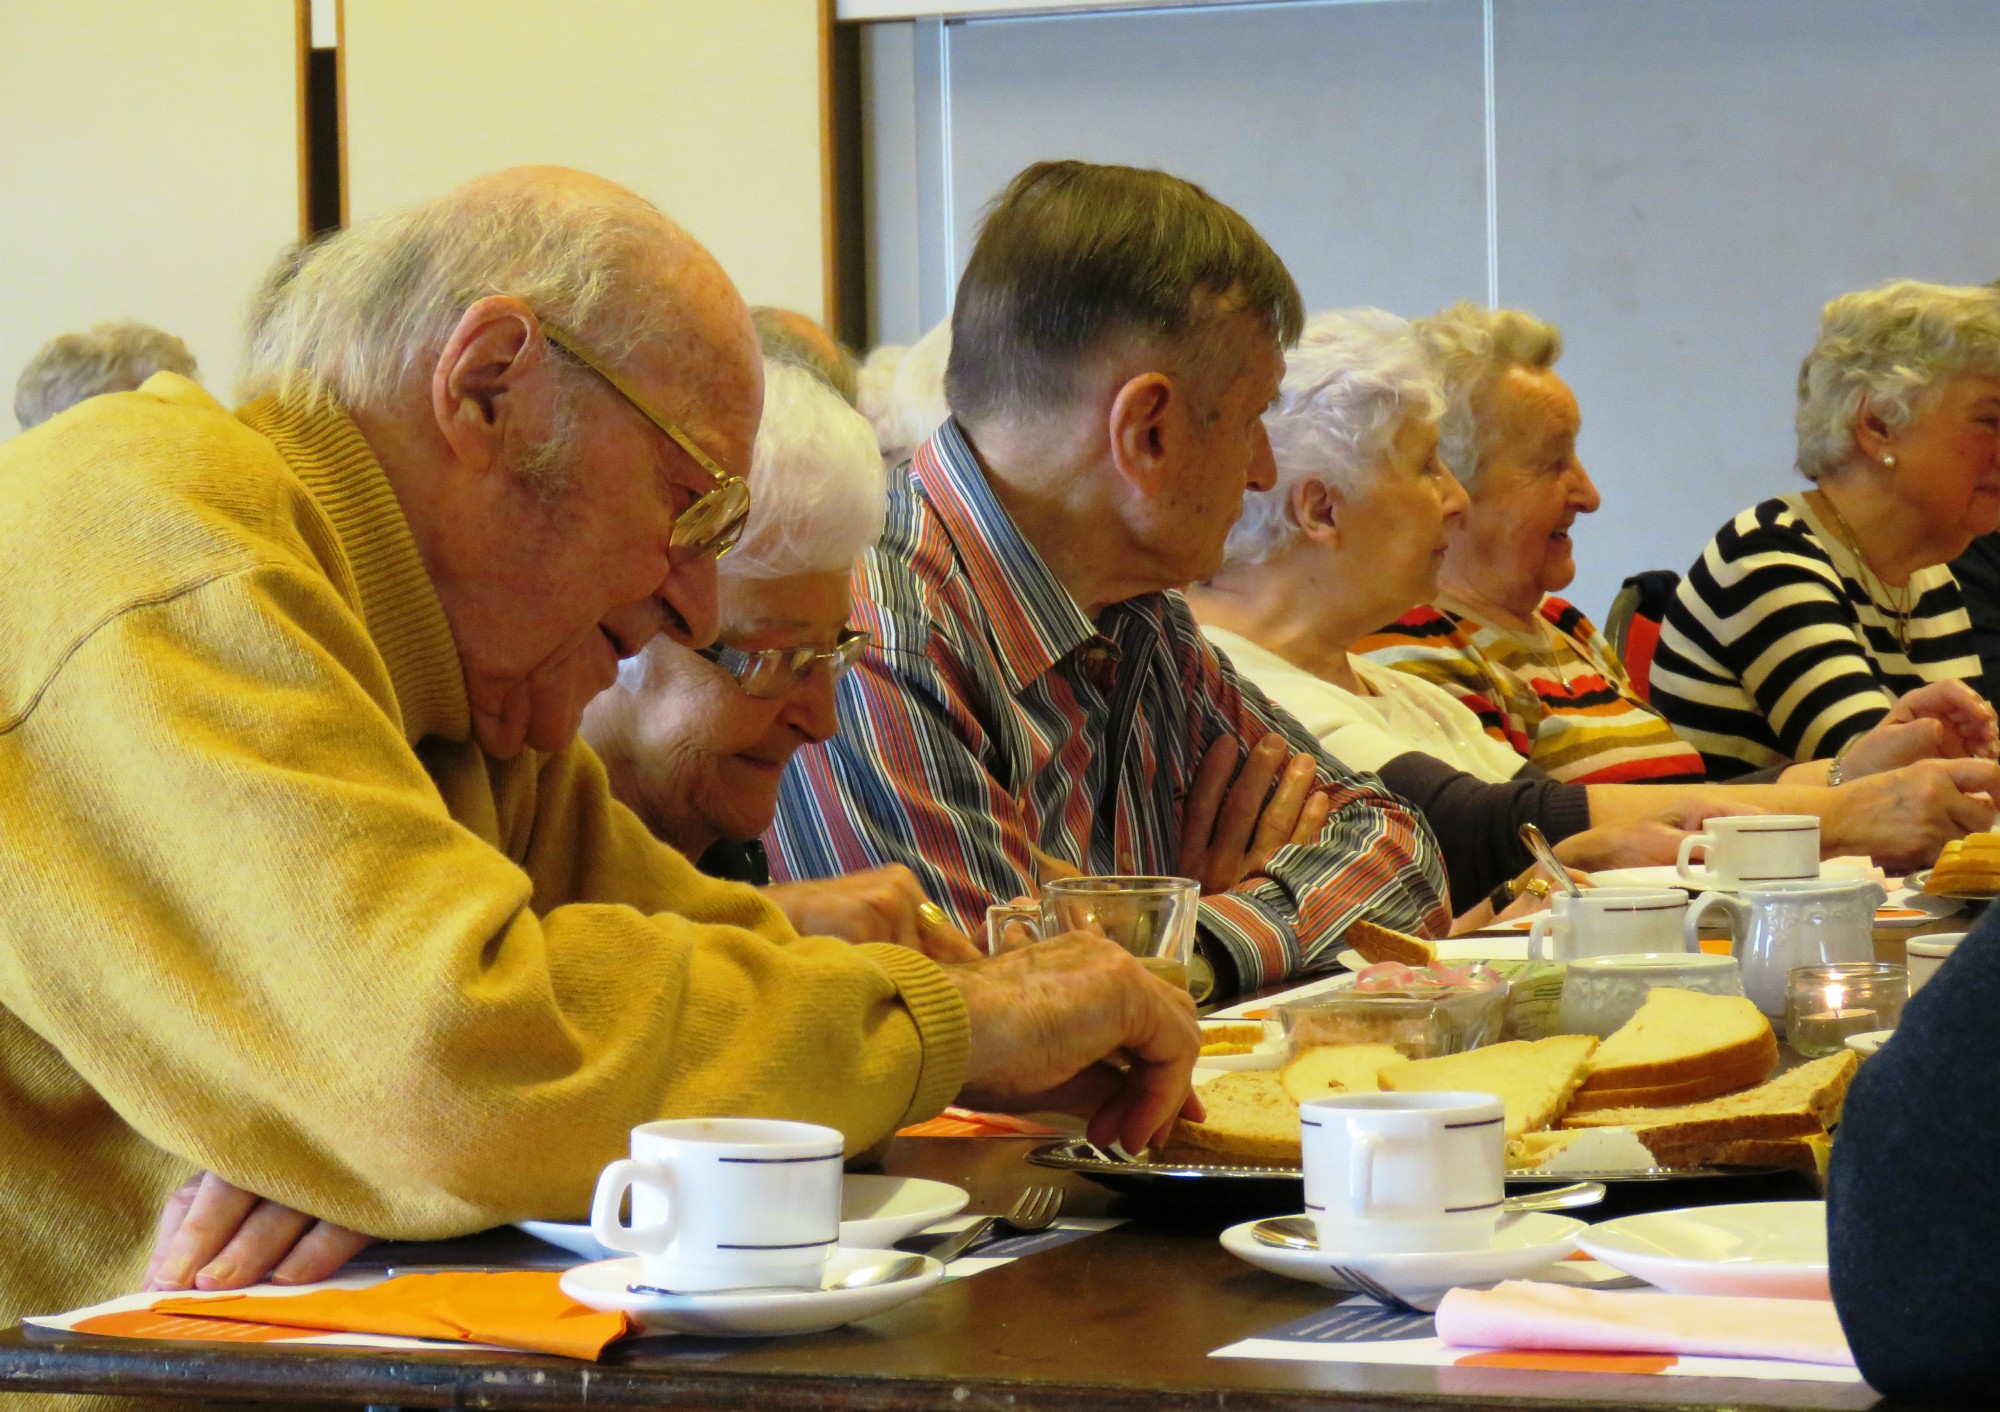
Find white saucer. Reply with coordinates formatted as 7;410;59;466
1578;1200;1828;1299
1845;1029;1894;1058
1593;859;1876;894
559;1248;942;1336
520;1174;968;1264
1219;1212;1584;1304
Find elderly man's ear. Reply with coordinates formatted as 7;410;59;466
430;296;546;474
1106;372;1183;496
1290;478;1344;547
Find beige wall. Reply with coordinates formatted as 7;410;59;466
343;0;828;323
0;0;300;442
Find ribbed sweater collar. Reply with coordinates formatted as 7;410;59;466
237;392;471;747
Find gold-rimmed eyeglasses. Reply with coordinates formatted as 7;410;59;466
541;323;752;560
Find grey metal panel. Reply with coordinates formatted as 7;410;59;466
941;0;1489;324
1494;0;2000;621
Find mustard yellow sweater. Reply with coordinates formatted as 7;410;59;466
0;376;969;1339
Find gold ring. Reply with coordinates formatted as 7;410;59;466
916;901;951;932
1524;877;1552;901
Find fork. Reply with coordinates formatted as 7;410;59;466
1324;1263;1430;1314
924;1184;1064;1264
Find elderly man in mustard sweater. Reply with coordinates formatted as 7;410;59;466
0;167;1198;1333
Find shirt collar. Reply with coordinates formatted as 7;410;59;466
912;419;1101;693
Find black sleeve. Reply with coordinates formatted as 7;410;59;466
1828;907;2000;1403
1949;533;2000;704
1374;752;1592;913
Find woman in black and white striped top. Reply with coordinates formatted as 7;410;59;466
1654;280;2000;778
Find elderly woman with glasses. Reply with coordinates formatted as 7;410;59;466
1190;309;2000;917
1653;281;2000;779
581;358;979;961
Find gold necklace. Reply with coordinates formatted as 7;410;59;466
1812;491;1913;654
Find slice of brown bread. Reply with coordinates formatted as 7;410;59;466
1647;1133;1832;1174
1560;1051;1859;1147
1379;1034;1598;1139
1577;988;1778;1092
1563;1051;1774;1112
1344;919;1437;967
1171;1069;1301;1162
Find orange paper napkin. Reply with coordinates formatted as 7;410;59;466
898;1106;1065;1137
1435;1280;1855;1367
152;1272;630;1361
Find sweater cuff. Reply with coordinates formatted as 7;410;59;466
1543;781;1594;844
856;943;969;1126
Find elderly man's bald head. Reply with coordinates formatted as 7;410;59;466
242;165;758;443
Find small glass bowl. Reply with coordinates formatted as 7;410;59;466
1279;981;1507;1060
1784;962;1907;1057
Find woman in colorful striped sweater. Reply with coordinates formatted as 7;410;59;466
1653;281;2000;778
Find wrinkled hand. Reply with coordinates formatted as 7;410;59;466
1552;819;1694;871
950;932;1202;1154
1177;734;1335;895
763;865;981;963
145;1171;374;1293
1844;680;2000;779
1826;757;2000;870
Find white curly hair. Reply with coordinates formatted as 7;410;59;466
1413;302;1563;493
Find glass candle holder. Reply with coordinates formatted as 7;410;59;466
1784;962;1907;1057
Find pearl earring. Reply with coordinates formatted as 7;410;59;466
1882;454;1898;469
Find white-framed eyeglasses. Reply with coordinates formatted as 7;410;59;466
696;629;869;699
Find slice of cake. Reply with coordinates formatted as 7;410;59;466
1378;1034;1598;1139
1169;1070;1301;1162
1577;988;1777;1095
1344;919;1437;967
1279;1043;1403;1104
1561;1051;1859;1154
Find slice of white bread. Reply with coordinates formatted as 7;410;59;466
1344;918;1437;967
1561;1051;1859;1151
1279;1043;1403;1104
1169;1070;1301;1162
1379;1034;1598;1139
1563;1051;1774;1112
1578;989;1778;1093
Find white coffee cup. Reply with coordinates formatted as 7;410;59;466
590;1118;844;1291
1907;933;1965;994
1559;952;1745;1037
1527;887;1691;962
1300;1091;1505;1254
1676;814;1820;888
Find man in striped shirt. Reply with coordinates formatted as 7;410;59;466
769;162;1450;997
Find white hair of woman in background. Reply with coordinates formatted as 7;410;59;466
855;341;906;434
1188;309;2000;917
869;318;951;467
13;320;198;430
1655;279;2000;778
582;358;977;960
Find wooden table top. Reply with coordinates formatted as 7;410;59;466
0;1134;1884;1411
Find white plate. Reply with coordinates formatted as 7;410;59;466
1845;1029;1894;1058
1219;1211;1584;1304
1578;1200;1828;1299
518;1174;969;1265
560;1249;941;1336
1592;859;1878;894
1334;936;1529;972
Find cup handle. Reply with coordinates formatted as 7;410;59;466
985;903;1043;955
591;1158;670;1257
1346;1132;1384;1220
1676;833;1710;883
1527;913;1562;962
1683;892;1743;952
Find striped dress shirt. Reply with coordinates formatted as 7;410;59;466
766;421;1450;992
1653;494;1982;779
1359;596;1707;786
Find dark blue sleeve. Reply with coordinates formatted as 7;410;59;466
1828;907;2000;1402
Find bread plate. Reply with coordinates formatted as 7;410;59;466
1903;867;1997;903
1025;1137;1790;1193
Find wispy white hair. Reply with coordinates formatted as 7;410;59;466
1414;302;1562;492
615;358;886;688
872;319;952;466
1223;308;1443;567
1796;280;2000;481
14;321;199;430
855;342;907;433
239;178;695;412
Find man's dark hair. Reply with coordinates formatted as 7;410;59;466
945;160;1303;426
